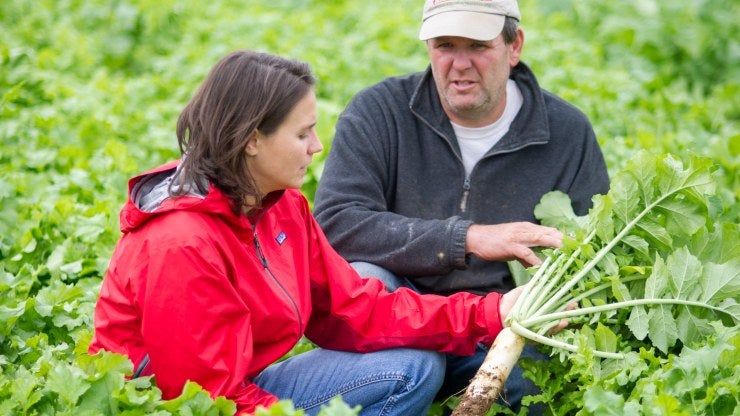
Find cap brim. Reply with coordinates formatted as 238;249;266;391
419;11;505;41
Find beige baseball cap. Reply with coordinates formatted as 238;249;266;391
419;0;521;41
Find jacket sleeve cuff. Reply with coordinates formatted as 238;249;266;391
483;292;504;340
450;219;473;270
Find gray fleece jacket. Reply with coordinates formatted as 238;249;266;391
313;62;610;296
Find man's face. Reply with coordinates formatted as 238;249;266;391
427;33;521;127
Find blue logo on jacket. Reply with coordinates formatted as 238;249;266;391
276;231;287;245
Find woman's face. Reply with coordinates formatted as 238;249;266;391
246;90;323;195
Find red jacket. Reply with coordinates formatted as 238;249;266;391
89;162;504;414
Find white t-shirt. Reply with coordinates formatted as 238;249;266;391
452;79;523;175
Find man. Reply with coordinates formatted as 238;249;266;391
314;0;610;412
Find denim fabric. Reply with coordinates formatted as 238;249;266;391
254;347;445;416
352;261;546;415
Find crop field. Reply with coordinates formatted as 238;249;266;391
1;0;738;414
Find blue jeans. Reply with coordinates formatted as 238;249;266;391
352;262;546;415
254;347;446;416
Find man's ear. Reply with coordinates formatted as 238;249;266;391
509;27;524;67
245;131;260;156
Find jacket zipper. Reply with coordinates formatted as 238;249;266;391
460;176;471;213
252;230;304;333
414;110;475;216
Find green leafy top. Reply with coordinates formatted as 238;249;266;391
510;151;739;358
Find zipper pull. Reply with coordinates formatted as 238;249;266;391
460;177;471;213
253;234;269;268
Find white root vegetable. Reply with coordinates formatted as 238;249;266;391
450;328;525;416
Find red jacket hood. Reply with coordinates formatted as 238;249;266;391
119;160;282;234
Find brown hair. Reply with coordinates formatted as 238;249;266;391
502;16;519;44
173;50;316;212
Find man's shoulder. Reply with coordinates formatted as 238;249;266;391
513;62;590;122
353;71;426;103
540;89;591;124
375;71;424;88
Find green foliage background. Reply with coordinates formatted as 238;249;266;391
0;0;737;414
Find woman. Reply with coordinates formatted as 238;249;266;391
89;50;532;415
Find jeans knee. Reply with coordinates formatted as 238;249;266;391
333;350;446;416
380;350;444;416
350;262;405;291
409;350;446;393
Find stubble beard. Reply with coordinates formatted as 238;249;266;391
444;89;494;124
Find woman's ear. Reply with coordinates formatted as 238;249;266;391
245;131;260;156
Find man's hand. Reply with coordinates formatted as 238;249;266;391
466;222;563;267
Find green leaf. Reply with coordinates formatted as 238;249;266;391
609;275;631;302
621;234;651;261
656;154;714;201
627;306;649;340
318;396;362;416
9;366;43;412
533;190;582;231
623;151;656;205
647;305;679;353
592;194;616;243
583;385;625;415
46;363;90;407
717;298;740;322
111;377;160;407
77;372;125;413
675;306;713;346
700;259;740;303
508;260;532;287
610;172;640;225
33;282;84;318
47;240;69;273
254;400;304;415
634;217;673;251
666;247;702;300
652;393;691;416
657;197;707;237
691;222;740;264
0;302;26;335
60;259;83;275
159;381;236;415
645;257;669;298
598;252;620;276
594;323;618;353
76;351;132;413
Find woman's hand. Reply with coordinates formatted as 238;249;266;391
498;284;573;334
498;285;526;321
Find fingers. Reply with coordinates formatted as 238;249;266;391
548;302;578;335
548;319;569;335
512;245;542;268
517;222;564;249
466;222;564;264
499;284;527;320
